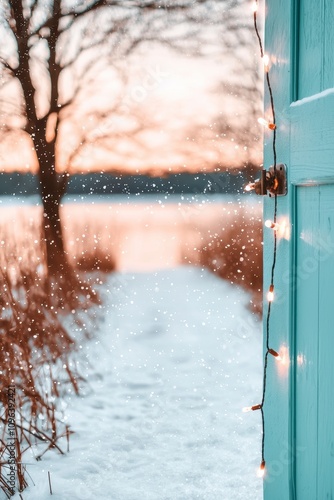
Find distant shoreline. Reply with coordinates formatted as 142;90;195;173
0;172;251;197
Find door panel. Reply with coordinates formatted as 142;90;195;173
298;0;334;100
295;186;319;500
317;185;334;498
298;0;323;99
295;185;334;499
290;91;334;182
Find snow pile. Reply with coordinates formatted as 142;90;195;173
14;266;263;500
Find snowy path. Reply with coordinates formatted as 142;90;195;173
14;266;263;500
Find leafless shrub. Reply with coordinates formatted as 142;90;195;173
0;219;100;496
68;221;116;273
182;203;263;314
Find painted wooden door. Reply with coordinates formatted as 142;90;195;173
264;1;334;498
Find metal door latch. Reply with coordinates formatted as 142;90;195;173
245;163;287;197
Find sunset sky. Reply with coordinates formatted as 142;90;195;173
0;1;262;175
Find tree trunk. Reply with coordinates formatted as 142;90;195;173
34;122;68;275
39;175;67;275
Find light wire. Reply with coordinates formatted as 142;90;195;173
253;0;279;473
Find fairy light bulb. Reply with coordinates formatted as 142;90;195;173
258;117;276;130
242;404;262;413
268;348;281;361
245;183;255;192
267;285;274;302
265;219;279;231
263;54;270;72
258;460;266;478
252;1;258;13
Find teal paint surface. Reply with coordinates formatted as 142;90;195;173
298;1;334;99
264;0;334;498
293;185;334;499
317;187;334;498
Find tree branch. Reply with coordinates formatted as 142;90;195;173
0;56;15;74
61;0;108;30
10;2;38;130
48;0;61;116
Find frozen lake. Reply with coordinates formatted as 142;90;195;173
0;194;262;272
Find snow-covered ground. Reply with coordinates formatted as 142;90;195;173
13;266;263;500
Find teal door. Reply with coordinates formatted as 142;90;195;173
294;185;334;499
264;1;334;498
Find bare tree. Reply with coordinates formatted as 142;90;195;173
0;0;258;273
66;1;262;179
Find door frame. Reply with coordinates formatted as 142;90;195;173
263;1;298;498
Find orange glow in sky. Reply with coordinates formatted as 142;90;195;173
0;14;262;175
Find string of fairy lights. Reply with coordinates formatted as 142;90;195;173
243;0;280;479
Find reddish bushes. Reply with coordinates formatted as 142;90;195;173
0;221;99;497
182;202;263;314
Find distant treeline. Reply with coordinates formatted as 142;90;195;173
0;171;250;196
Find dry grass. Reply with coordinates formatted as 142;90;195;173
0;219;100;497
182;203;263;314
68;220;116;273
